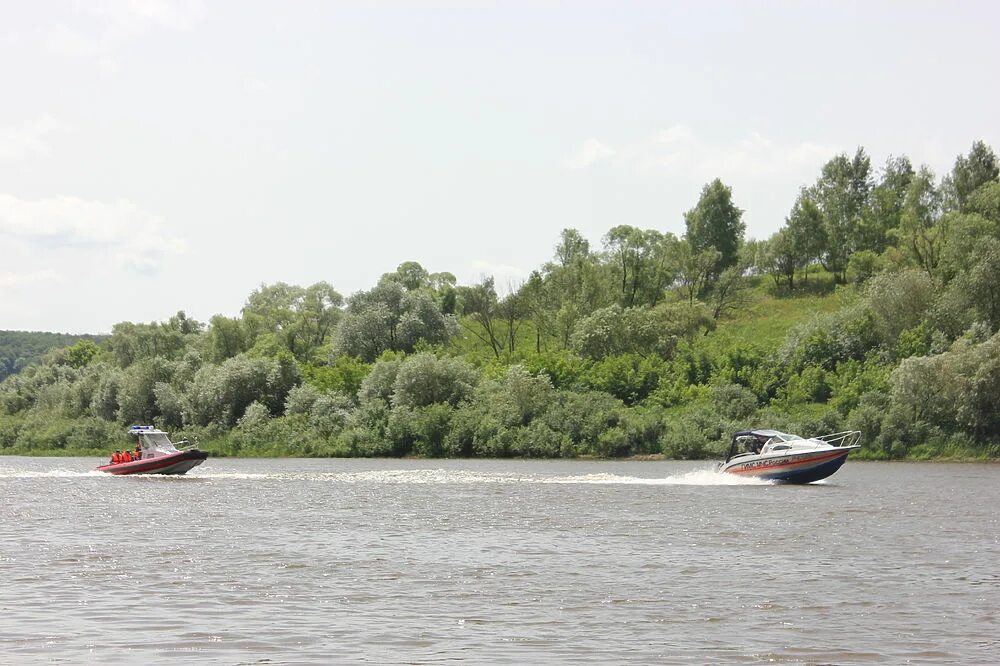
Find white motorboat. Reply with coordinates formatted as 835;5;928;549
718;429;861;483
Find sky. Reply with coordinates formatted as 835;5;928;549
1;0;999;333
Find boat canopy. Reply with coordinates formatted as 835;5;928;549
128;425;180;453
726;430;804;462
733;430;803;444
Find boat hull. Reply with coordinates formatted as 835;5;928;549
96;449;208;476
720;446;859;483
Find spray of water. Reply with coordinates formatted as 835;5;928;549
0;468;107;479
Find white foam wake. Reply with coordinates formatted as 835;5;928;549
0;468;107;478
185;467;772;486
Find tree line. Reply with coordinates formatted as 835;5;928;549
2;141;999;460
0;331;107;382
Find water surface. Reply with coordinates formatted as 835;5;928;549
1;457;997;664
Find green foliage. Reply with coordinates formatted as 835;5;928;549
302;356;370;398
570;303;712;360
188;353;299;427
391;353;478;409
0;331;107;381
865;268;935;346
243;282;343;361
947;140;999;213
338;281;455;361
847;250;881;285
582;353;665;405
811;148;873;283
60;339;102;369
5;144;1000;461
684;178;746;277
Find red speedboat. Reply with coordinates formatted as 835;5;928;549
97;426;208;476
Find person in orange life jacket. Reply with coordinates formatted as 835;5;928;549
111;450;122;464
134;445;142;461
122;449;133;463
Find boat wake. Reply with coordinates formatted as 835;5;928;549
184;467;772;486
1;465;773;486
0;468;107;479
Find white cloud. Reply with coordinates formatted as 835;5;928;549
650;125;696;145
245;78;271;93
563;138;616;169
43;23;101;58
0;116;69;161
634;127;839;183
0;270;60;288
43;1;205;71
0;194;186;272
100;0;207;32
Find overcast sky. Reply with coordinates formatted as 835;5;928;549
2;1;998;333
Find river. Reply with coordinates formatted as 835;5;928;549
1;457;997;664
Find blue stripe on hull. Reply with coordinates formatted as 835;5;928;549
757;453;848;483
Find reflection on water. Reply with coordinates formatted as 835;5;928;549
1;456;997;664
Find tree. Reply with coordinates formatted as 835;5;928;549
861;155;914;253
382;261;431;291
496;287;527;355
241;282;344;361
206;315;249;362
708;266;752;321
865;268;936;345
959;238;1000;332
763;229;797;288
895;166;944;278
965;181;1000;224
555;228;590;267
811;148;873;283
684;179;745;277
536;230;615;349
457;277;504;359
107;314;195;367
61;340;101;369
946;140;999;213
570;303;712;360
391;353;479;409
603;226;679;308
769;192;827;288
187;354;298;427
676;243;720;303
291;282;344;356
337;281;454;362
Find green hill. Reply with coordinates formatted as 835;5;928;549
0;331;107;381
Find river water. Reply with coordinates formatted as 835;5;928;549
1;457;997;664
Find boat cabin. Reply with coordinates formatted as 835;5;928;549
723;429;861;463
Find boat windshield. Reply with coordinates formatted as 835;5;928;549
767;432;803;443
140;433;178;453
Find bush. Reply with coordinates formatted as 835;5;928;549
391;353;478;409
582;353;665;405
711;383;758;420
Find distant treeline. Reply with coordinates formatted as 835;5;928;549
2;141;1000;460
0;331;107;382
